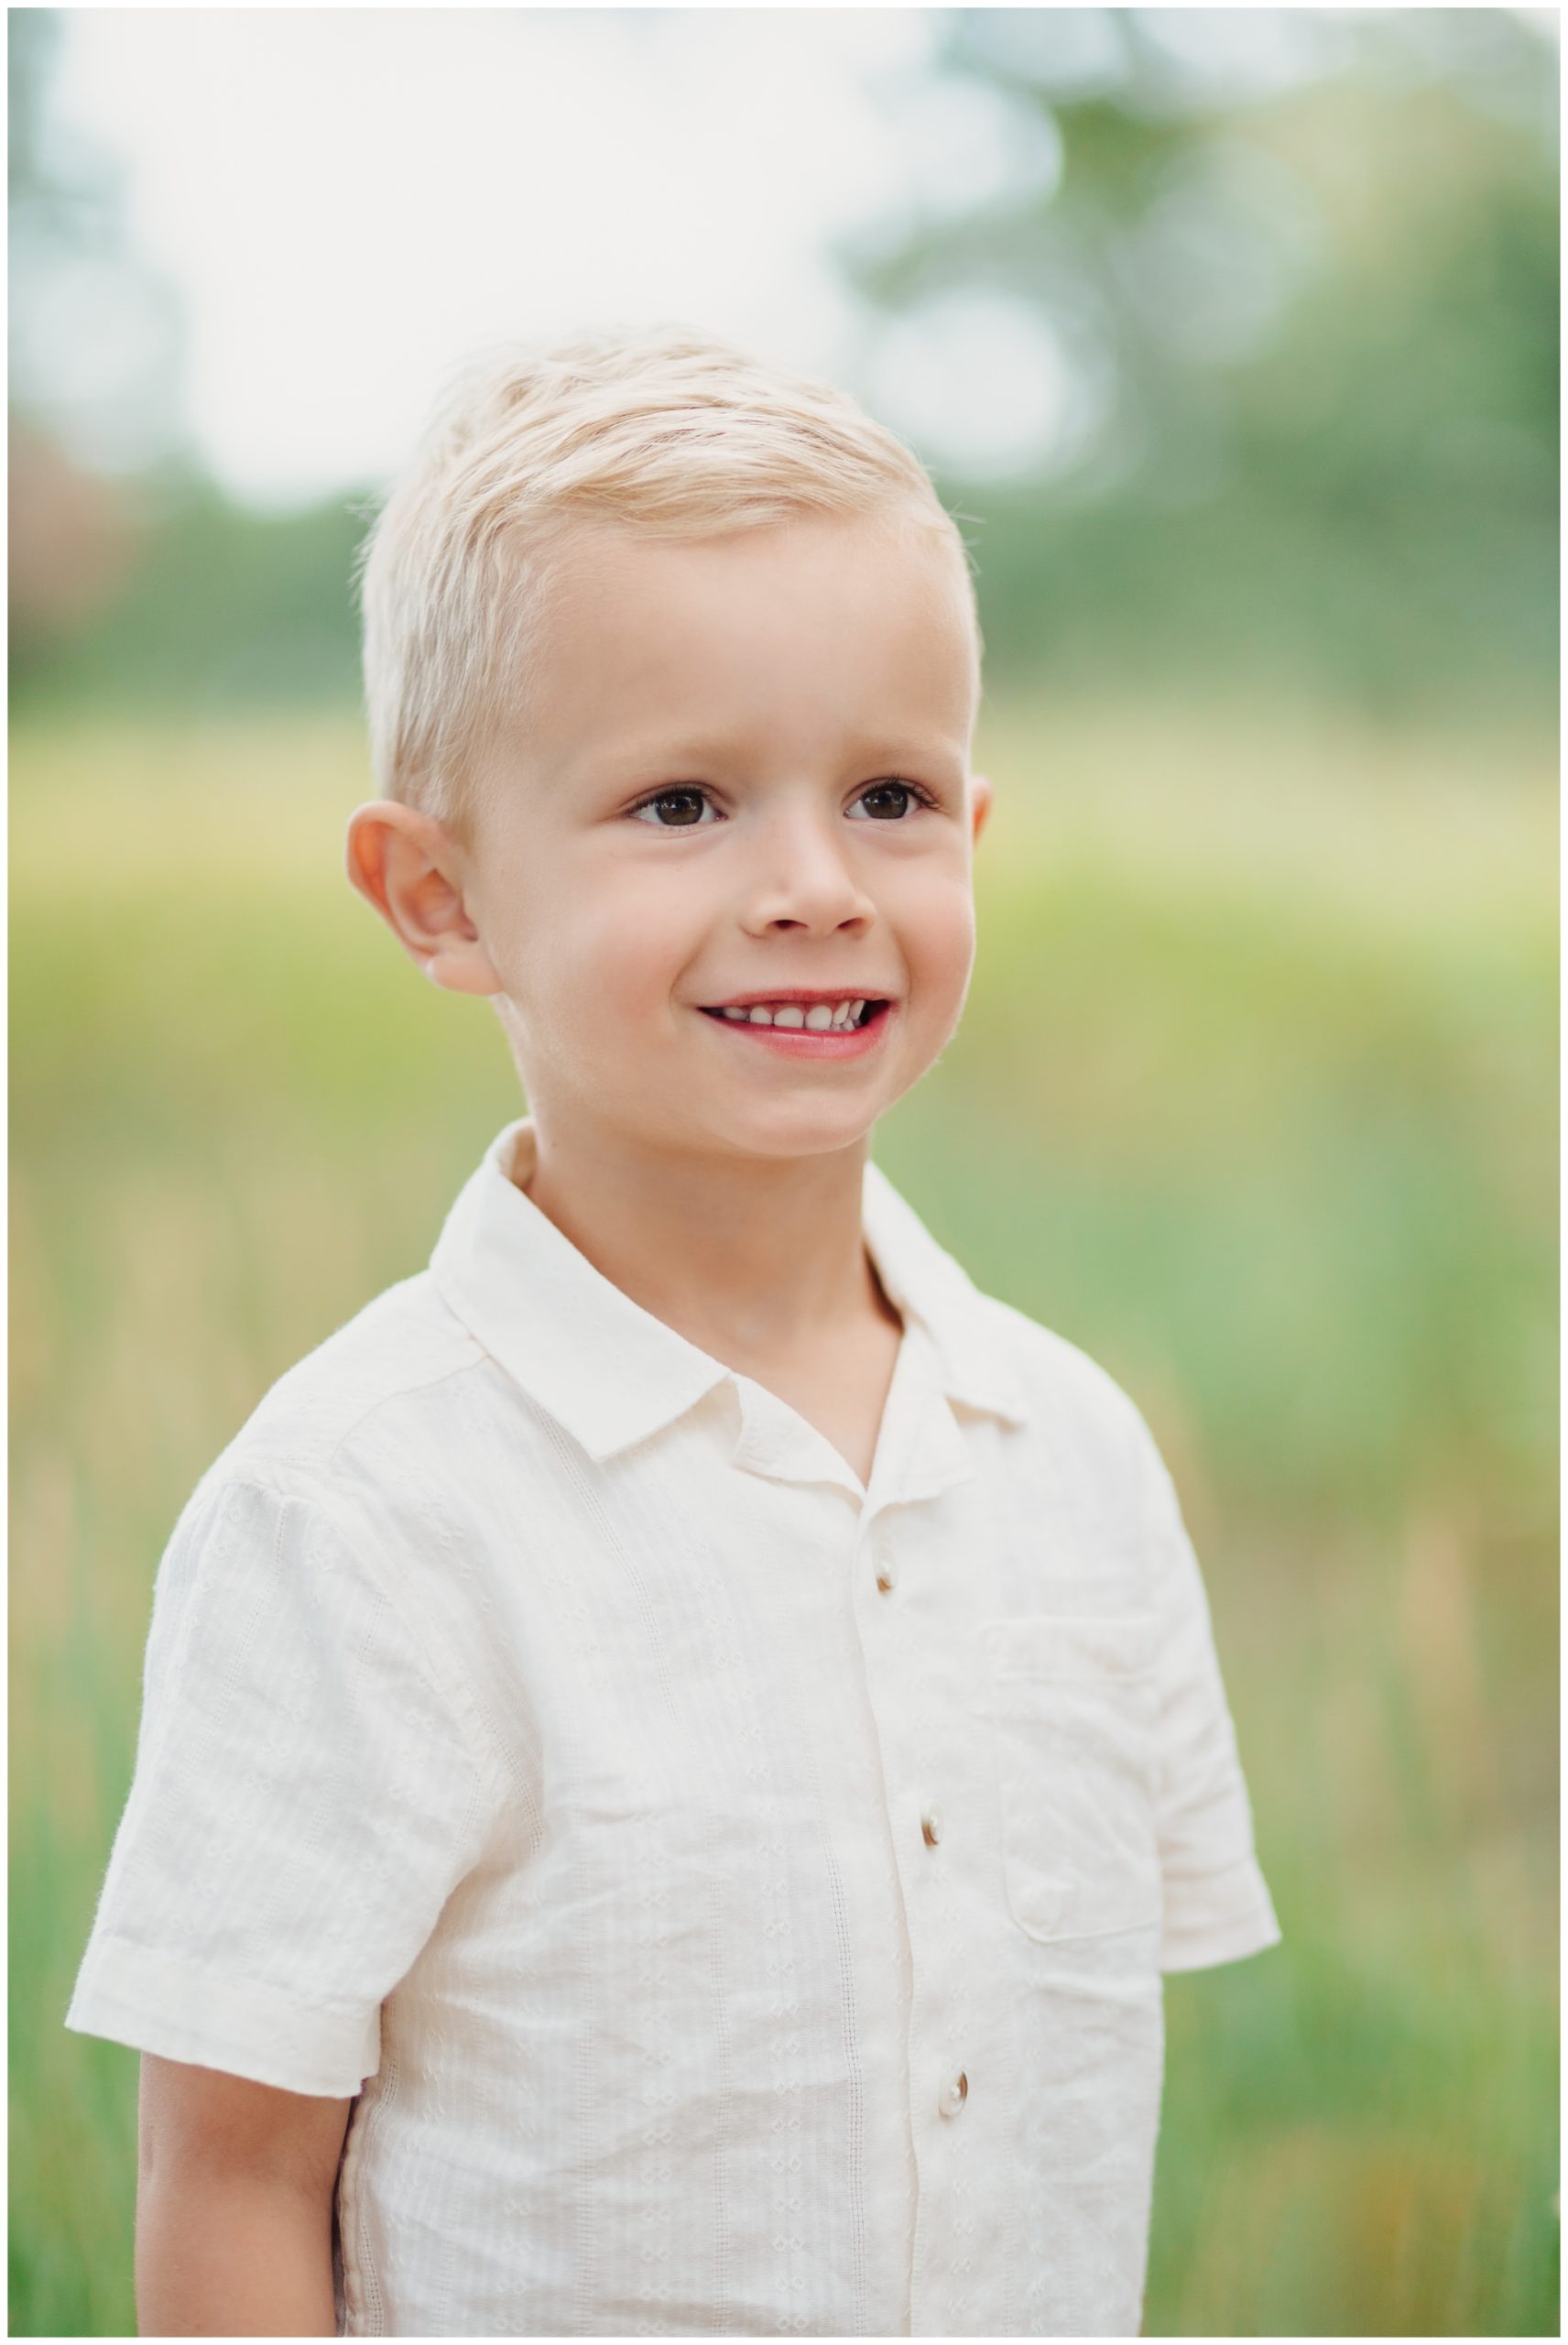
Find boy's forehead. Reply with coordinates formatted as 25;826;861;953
542;509;968;622
514;515;977;776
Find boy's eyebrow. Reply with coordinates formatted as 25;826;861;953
577;730;966;784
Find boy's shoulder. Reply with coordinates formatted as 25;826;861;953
975;1284;1154;1440
870;1165;1149;1438
196;1178;1165;1542
865;1157;1165;1517
958;1279;1167;1531
204;1267;491;1500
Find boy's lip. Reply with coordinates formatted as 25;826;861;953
699;997;897;1059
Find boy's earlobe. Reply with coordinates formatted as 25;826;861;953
421;944;502;997
970;772;994;844
344;802;503;997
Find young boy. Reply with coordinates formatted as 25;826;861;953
66;325;1281;2338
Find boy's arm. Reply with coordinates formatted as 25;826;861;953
136;2053;353;2338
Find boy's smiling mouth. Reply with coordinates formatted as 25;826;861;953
695;989;896;1056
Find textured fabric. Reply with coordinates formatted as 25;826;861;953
67;1116;1282;2338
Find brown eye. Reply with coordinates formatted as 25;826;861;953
633;788;712;828
852;781;917;821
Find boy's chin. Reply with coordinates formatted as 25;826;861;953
693;1096;891;1162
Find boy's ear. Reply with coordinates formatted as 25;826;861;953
970;771;994;845
343;802;502;996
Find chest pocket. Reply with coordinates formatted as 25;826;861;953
982;1612;1163;1945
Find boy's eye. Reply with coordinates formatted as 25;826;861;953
849;780;926;821
631;788;715;828
630;778;931;827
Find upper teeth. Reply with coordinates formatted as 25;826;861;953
719;998;868;1030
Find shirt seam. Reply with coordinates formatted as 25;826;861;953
1160;1849;1272;1888
1160;1903;1282;1966
74;1929;376;2023
316;1324;488;1479
218;1471;513;1811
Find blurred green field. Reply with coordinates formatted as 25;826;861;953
10;701;1558;2338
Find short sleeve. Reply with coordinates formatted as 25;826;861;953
1135;1425;1284;1974
64;1473;501;2095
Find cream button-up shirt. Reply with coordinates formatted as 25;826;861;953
67;1117;1282;2338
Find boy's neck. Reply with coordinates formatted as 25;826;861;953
514;1113;898;1369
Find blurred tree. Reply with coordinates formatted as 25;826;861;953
9;6;186;476
9;414;132;649
9;6;188;673
17;481;373;714
9;8;367;715
839;6;1558;723
10;5;1557;729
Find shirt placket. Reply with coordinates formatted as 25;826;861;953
850;1330;999;2338
727;1323;1004;2336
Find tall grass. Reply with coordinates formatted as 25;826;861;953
10;702;1558;2336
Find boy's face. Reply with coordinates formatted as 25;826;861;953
441;513;989;1165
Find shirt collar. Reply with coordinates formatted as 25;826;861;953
429;1117;1029;1465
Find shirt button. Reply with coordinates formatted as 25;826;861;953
874;1554;898;1594
920;1805;942;1848
939;2069;968;2120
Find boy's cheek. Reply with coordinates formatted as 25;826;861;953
901;879;976;987
494;876;675;1002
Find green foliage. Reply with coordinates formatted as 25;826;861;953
843;16;1558;720
10;15;1557;734
10;476;372;710
10;704;1557;2337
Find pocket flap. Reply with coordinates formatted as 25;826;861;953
982;1610;1161;1684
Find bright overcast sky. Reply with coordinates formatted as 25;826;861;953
50;8;1546;507
49;7;965;506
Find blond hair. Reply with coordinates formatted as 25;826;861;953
355;322;978;836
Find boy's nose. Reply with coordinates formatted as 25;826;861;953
739;810;877;935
